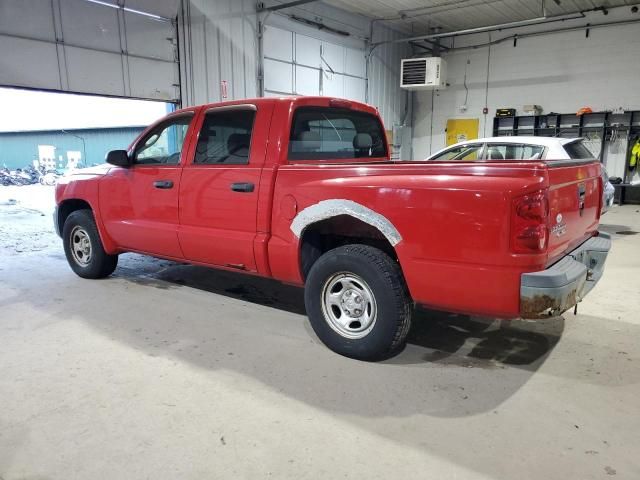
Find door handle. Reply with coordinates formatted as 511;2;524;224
153;180;173;189
230;182;255;193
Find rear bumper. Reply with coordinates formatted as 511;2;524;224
520;232;611;318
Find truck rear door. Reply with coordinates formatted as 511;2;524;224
178;103;273;271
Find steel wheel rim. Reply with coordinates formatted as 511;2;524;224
321;272;377;339
70;226;92;266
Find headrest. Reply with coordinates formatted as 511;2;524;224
227;133;250;153
353;133;373;149
297;131;321;150
487;148;504;160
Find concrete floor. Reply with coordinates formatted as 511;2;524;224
1;185;639;479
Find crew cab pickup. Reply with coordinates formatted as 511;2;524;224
54;96;611;360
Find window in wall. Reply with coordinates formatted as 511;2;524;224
288;107;387;160
194;109;256;165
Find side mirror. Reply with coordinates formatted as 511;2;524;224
106;150;130;167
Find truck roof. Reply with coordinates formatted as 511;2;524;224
172;96;378;115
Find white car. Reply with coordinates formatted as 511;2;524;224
426;136;615;213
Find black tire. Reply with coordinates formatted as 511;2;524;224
304;244;412;360
62;209;118;279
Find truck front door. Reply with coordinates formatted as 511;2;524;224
99;112;195;258
178;104;272;271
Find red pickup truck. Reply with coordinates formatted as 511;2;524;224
55;96;611;360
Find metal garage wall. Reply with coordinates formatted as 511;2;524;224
178;0;259;106
367;23;411;148
262;4;410;134
177;0;410;156
178;1;408;123
0;0;180;102
262;26;367;103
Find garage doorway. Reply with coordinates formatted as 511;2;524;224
0;87;171;171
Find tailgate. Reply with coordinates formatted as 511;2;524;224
546;160;601;264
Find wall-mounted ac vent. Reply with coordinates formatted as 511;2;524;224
400;57;447;90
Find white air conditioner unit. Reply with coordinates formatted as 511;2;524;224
400;57;447;90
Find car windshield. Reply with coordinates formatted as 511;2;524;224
429;144;483;161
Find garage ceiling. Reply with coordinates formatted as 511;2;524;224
323;0;636;34
0;0;180;102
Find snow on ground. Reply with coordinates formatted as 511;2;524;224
0;183;176;277
0;184;57;256
0;184;56;215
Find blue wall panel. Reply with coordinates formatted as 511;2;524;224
0;127;145;169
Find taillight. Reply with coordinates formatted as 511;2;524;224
511;190;548;254
597;173;603;219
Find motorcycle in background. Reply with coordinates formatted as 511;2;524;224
39;168;63;186
0;165;63;186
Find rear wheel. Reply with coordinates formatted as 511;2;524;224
305;244;412;360
62;209;118;279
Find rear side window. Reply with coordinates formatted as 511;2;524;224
288;107;387;160
564;140;595;159
485;144;545;160
194;109;256;165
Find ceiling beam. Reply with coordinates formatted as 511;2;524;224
257;0;319;12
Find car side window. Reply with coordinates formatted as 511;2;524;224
134;114;193;166
563;141;594;159
431;144;483;161
194;109;256;165
485;144;545;160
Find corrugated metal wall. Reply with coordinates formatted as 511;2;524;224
177;0;410;156
0;127;144;170
368;24;410;135
178;0;259;106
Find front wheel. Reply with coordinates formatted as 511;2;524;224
304;244;412;360
62;209;118;279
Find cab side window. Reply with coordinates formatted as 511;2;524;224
134;114;193;165
194;109;256;165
